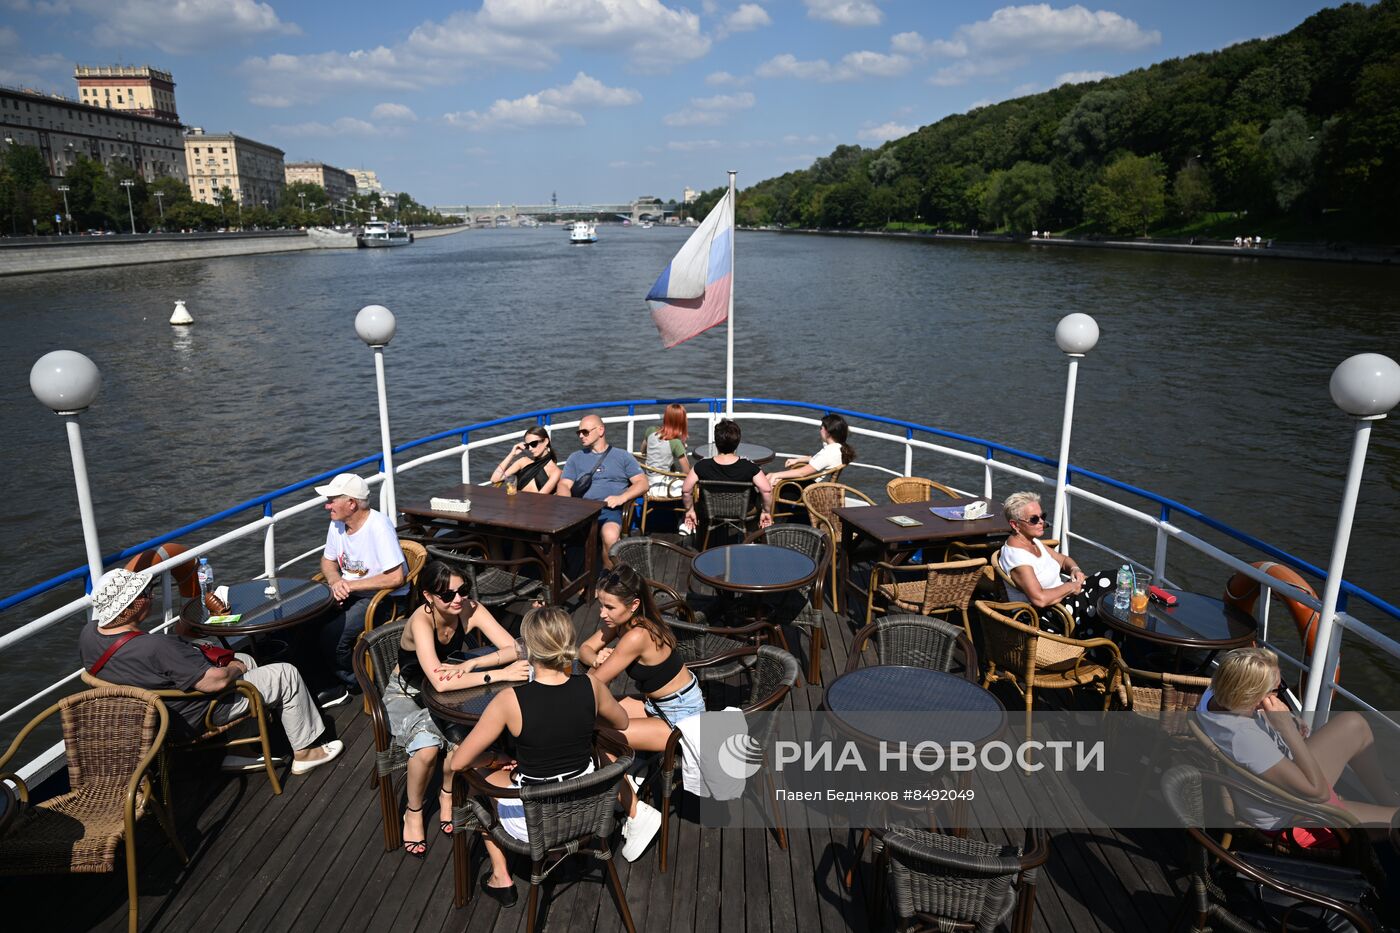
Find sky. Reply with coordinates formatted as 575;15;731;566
1;0;1347;207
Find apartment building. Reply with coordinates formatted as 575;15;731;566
349;168;384;195
184;129;285;208
285;162;357;202
73;65;180;124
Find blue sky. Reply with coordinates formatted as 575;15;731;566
2;0;1343;206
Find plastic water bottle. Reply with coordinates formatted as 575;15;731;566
1113;564;1133;612
197;558;214;601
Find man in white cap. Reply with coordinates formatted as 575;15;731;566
80;568;343;773
315;472;407;707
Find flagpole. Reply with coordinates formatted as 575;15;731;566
726;169;736;417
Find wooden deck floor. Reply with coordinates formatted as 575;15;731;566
4;594;1190;932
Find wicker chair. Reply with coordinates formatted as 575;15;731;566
846;614;979;682
745;524;834;684
695;479;758;548
610;536;715;604
452;747;638;933
885;476;960;504
638;464;688;534
771;463;846;521
314;538;427;633
1160;764;1380;933
424;542;546;609
640;645;800;873
876;825;1049;933
1109;667;1211;801
987;547;1076;633
864;557;990;636
802;481;875;614
0;686;185;933
351;619;413;852
81;666;285;797
974;600;1129;739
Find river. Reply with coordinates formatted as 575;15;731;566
2;225;1398;722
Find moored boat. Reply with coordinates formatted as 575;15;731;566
357;217;413;248
568;220;597;244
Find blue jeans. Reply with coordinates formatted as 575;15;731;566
320;593;406;688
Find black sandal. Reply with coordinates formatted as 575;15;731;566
439;788;455;836
402;805;427;859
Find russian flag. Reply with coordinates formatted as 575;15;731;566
646;189;733;348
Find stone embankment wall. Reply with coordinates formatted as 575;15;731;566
0;226;469;277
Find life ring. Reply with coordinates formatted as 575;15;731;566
1224;561;1336;691
125;543;199;597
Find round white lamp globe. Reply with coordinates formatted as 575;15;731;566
1055;313;1099;355
1330;353;1400;418
30;350;101;413
355;304;396;346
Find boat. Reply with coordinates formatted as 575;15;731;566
305;226;357;249
356;216;413;248
568;220;597;244
639;221;653;229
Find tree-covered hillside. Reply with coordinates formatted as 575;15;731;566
701;1;1400;240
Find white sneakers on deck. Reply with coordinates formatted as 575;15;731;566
620;800;662;862
291;739;344;775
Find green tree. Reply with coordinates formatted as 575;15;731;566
1;142;52;234
1260;109;1319;211
981;162;1055;232
1171;161;1215;220
1085;153;1166;235
145;175;192;230
1211;121;1271;213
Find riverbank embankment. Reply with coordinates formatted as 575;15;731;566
0;225;470;277
764;227;1399;265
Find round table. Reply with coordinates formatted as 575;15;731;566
180;578;334;642
823;665;1007;748
0;782;16;838
691;442;775;466
424;662;586;727
1096;589;1256;670
690;543;816;595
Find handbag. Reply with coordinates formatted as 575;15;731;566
570;447;613;498
198;643;236;667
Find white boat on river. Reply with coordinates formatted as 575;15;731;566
357;217;413;247
568;220;597;243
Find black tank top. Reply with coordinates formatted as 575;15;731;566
626;644;683;694
398;621;468;693
513;675;596;778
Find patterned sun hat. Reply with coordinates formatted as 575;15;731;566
92;568;152;627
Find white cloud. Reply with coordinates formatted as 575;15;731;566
667;139;723;151
756;50;908;82
756;54;831;80
958;4;1158;55
803;0;882;27
1054;69;1112;86
609;159;656;168
889;31;967;57
664;110;727;127
444;72;639;132
250;94;294;108
691;91;755;110
928;59;1017;87
371;102;418;122
857;121;912;142
782;132;833;145
272;117;378;138
71;0;299;54
474;0;711;69
723;3;771;33
0;47;70;89
705;70;747;86
663;91;754;127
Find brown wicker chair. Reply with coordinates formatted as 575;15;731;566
885;476;960;504
82;666;285;797
638;464;688;534
313;537;427;633
422;541;546;609
802;481;875;614
1111;667;1211;802
771;463;846;521
987;546;1076;633
0;686;185;933
864;557;990;636
974;600;1129;739
352;619;412;852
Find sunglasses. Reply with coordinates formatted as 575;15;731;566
432;584;471;602
576;427;597;437
1017;514;1046;525
523;439;545;449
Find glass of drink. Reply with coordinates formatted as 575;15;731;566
504;473;518;495
1130;578;1149;615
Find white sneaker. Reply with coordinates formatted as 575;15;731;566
620;800;662;862
291;740;344;775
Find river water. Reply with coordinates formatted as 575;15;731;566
2;226;1398;721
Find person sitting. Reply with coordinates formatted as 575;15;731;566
996;490;1113;633
641;403;691;498
1197;646;1399;835
556;414;647;568
81;568;343;774
681;417;774;535
489;426;561;494
766;412;855;485
579;564;699;860
385;560;529;858
316;472;408;708
448;606;632;906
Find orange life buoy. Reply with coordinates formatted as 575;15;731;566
1224;561;1336;691
125;543;199;597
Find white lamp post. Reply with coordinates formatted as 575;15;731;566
1051;313;1099;552
153;191;165;228
56;185;70;235
120;178;136;234
1302;353;1400;722
355;305;398;520
30;350;105;595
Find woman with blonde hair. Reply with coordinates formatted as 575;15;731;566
1197;646;1399;832
996;489;1113;632
448;606;629;906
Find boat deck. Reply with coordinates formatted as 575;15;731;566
4;592;1189;932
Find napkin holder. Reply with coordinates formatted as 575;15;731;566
962;500;989;520
430;496;472;513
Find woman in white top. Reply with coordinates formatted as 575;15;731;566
768;413;855;484
997;490;1112;632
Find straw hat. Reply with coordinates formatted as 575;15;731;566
92;568;152;628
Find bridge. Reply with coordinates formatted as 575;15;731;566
431;199;672;226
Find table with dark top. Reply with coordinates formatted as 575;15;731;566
833;497;1007;608
423;662;587;727
399;483;603;605
692;542;818;629
0;782;15;838
180;578;333;645
691;442;776;466
1097;588;1257;670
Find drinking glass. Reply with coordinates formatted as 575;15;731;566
1130;578;1149;615
504;473;518;495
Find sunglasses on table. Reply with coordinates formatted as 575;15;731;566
432;584;472;602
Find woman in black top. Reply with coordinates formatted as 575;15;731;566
680;418;774;533
388;560;527;858
489;425;561;494
450;606;629;904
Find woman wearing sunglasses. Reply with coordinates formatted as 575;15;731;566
490;425;561;494
384;560;528;859
998;490;1113;632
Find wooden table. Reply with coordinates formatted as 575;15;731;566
1096;588;1257;670
400;484;603;605
180;578;333;645
833;497;1007;609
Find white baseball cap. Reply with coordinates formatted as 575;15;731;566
315;473;371;501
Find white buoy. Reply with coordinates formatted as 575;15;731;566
169;299;193;326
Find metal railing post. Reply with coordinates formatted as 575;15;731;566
1152;504;1170;585
461;432;471;484
983;448;994;500
904;428;914;477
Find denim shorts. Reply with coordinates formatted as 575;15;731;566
597;506;623;527
643;675;705;725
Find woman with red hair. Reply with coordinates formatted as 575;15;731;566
642;403;691;497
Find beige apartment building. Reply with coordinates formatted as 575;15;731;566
285;162;357;202
1;86;187;182
73;65;180;124
184;129;285;208
349;168;384;195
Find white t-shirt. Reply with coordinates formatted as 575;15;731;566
998;539;1063;590
807;441;843;477
1195;688;1294;829
323;509;408;597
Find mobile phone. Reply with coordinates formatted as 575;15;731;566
1147;585;1177;606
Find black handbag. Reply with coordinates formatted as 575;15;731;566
570;448;612;498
